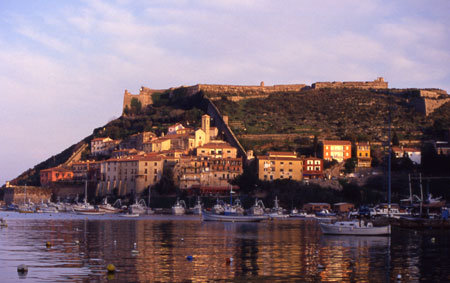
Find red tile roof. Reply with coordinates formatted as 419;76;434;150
323;140;351;145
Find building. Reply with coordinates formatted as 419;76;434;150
333;202;355;213
142;138;171;153
392;147;421;165
257;152;303;181
196;142;238;159
91;137;120;156
356;142;372;168
174;155;243;193
72;160;101;181
40;167;74;186
435;141;450;156
302;203;331;212
165;133;195;151
322;140;352;162
167;123;185;135
302;157;323;179
99;154;164;196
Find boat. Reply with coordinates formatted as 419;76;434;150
98;198;123;214
248;198;265;216
266;196;289;219
73;181;103;215
315;209;337;217
320;220;391;235
75;208;105;215
0;218;7;227
212;198;225;214
290;209;314;218
190;197;203;215
119;213;140;218
129;199;148;215
202;210;268;222
172;198;186;215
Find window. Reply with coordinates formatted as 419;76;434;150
270;175;273;180
280;162;284;165
154;169;157;174
280;169;284;172
264;175;267;180
289;169;292;172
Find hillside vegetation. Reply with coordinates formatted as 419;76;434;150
212;88;449;153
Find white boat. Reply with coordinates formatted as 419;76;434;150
212;198;225;214
120;213;140;218
315;209;337;217
75;209;105;215
191;197;202;215
248;198;265;216
202;211;268;222
172;198;186;215
266;196;289;219
129;199;148;215
98;198;123;214
319;220;391;235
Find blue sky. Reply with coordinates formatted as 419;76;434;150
1;0;449;185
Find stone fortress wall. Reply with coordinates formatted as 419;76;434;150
122;78;449;116
311;77;388;89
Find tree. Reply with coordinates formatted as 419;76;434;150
344;158;356;174
130;98;142;114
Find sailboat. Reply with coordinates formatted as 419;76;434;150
73;181;104;215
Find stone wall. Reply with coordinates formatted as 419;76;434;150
123;87;161;111
312;77;388;90
186;83;306;97
204;97;247;159
3;186;52;205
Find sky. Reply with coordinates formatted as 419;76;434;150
1;0;449;185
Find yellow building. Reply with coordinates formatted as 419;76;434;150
356;142;372;168
196;142;238;159
99;154;163;196
257;152;303;181
142;138;171;153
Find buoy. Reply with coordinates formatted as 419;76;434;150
74;240;79;245
80;252;85;255
431;237;436;243
131;243;139;254
181;238;184;241
397;274;402;281
17;264;28;273
186;255;193;261
317;264;325;270
106;264;116;273
46;241;52;248
113;240;117;245
226;257;233;265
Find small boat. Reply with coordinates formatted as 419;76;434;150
248;198;265;216
75;209;105;215
315;209;337;217
129;199;148;215
172;198;186;215
266;196;289;219
320;220;391;235
190;197;203;215
120;213;140;218
98;198;123;214
202;210;268;222
17;204;35;213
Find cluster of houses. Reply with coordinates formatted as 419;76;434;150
40;114;436;196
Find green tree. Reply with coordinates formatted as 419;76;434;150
130;98;142;114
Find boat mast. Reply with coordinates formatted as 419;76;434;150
84;179;88;205
147;185;151;213
387;110;392;217
408;173;413;207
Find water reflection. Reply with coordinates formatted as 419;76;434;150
0;213;450;282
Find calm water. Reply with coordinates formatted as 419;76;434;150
1;212;449;282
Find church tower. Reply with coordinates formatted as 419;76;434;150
201;114;210;144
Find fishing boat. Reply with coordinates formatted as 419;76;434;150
202;210;268;222
129;199;148;215
73;181;104;215
266;196;289;219
248;198;265;216
119;213;140;218
172;198;186;215
98;198;123;214
212;198;225;214
320;220;391;235
190;197;203;215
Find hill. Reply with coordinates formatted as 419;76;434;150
211;88;450;154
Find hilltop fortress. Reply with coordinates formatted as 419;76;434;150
123;77;449;116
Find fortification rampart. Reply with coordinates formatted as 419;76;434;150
186;82;307;97
312;77;388;90
123;86;165;110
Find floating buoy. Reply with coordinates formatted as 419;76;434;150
131;243;139;254
74;240;79;245
397;274;402;281
80;252;85;255
106;264;116;273
46;241;52;248
113;240;117;245
181;238;184;241
431;237;436;243
186;255;193;261
317;264;325;270
17;264;28;273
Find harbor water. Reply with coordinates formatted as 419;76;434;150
1;212;449;282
